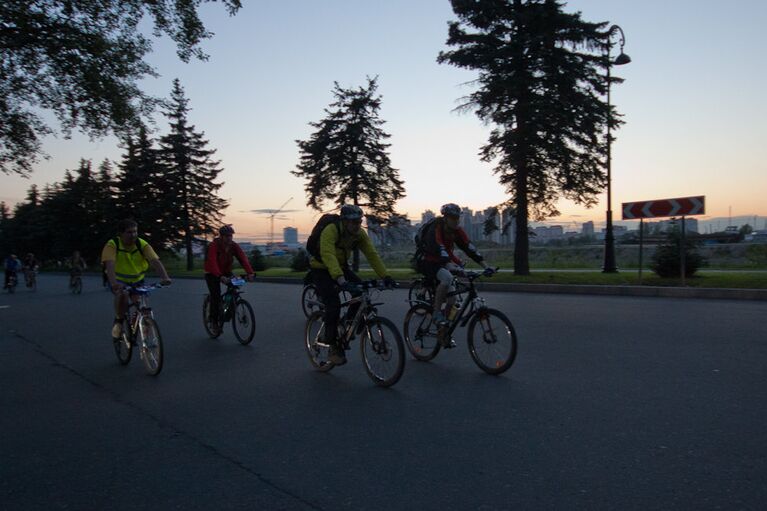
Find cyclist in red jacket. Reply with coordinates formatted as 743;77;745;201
204;225;255;332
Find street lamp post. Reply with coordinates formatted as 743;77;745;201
603;24;631;273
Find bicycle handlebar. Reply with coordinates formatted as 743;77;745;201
121;282;169;294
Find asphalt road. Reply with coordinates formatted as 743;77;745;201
1;275;766;510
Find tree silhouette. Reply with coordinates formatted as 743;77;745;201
115;125;173;247
293;77;405;268
157;79;228;270
1;0;242;176
438;0;621;275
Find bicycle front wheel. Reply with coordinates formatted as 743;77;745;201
304;312;334;372
232;299;256;345
467;308;517;375
72;277;82;294
138;317;163;376
403;304;441;361
113;319;132;365
361;317;405;387
301;284;323;318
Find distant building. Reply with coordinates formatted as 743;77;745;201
461;207;473;231
533;225;564;242
501;208;516;245
283;227;298;245
582;221;595;237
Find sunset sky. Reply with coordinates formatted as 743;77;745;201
2;0;766;240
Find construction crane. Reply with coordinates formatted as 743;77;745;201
250;197;296;253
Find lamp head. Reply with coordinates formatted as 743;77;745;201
614;52;632;65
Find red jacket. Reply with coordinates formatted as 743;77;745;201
204;238;254;277
423;219;484;266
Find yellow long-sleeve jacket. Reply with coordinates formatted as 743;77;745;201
309;222;388;280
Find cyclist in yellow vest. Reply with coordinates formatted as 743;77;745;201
309;205;394;365
101;219;172;339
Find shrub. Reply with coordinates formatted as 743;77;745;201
651;229;706;277
249;248;269;271
290;249;310;272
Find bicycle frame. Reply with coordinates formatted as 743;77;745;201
411;273;487;339
322;281;389;347
124;286;157;340
219;278;246;320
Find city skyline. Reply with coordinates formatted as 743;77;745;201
2;0;766;241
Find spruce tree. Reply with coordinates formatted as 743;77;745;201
115;125;171;246
158;79;227;270
438;0;620;275
293;77;405;269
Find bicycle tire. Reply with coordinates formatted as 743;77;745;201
73;277;82;295
138;317;163;376
304;311;335;372
361;316;405;387
202;294;222;339
113;319;132;365
232;299;256;345
301;284;323;318
403;304;441;361
467;308;517;375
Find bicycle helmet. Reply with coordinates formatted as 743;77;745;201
219;224;235;235
340;204;364;221
440;203;462;217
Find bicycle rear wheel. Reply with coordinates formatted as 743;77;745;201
361;317;405;387
301;284;323;318
138;317;163;376
113;319;132;365
467;308;517;375
403;305;441;361
202;294;222;339
232;299;256;345
304;311;335;372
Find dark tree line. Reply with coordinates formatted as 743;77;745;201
0;81;227;270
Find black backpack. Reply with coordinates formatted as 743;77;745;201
412;218;438;264
306;214;341;261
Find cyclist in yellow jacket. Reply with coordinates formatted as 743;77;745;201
101;219;171;339
308;205;394;366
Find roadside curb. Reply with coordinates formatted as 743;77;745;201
50;272;767;301
252;276;767;301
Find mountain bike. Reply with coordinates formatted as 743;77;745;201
69;269;82;294
403;269;517;375
113;283;166;376
304;280;405;387
203;276;256;345
301;271;351;318
24;268;37;291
